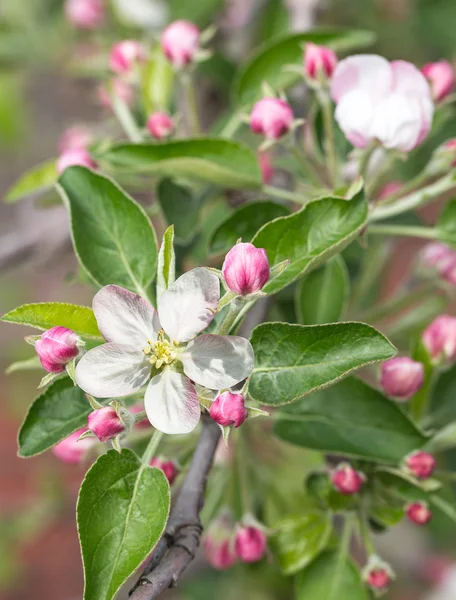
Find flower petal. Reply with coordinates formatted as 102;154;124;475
75;343;150;398
371;94;423;152
158;267;219;343
391;60;432;97
334;89;375;148
144;369;200;434
181;334;254;389
331;54;392;103
93;284;160;346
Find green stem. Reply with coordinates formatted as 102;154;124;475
112;96;143;142
358;510;376;556
290;144;324;187
368;224;437;241
319;92;338;187
181;73;201;136
378;171;431;206
237;430;253;514
217;299;245;335
220;112;243;139
263;184;311;205
330;513;354;600
359;282;437;323
142;429;164;465
358;144;376;181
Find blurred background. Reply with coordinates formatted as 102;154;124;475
1;0;456;599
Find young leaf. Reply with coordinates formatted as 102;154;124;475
249;321;396;406
273;377;428;463
1;302;102;339
157;179;201;244
209;200;290;254
6;355;41;374
251;184;367;295
57;167;157;297
296;255;349;324
5;159;57;203
157;225;176;298
428;362;456;428
77;449;170;600
101;139;262;189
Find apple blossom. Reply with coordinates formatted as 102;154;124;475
65;0;104;29
222;242;270;296
146;112;174;139
304;43;337;80
406;501;432;525
161;20;200;68
234;526;267;563
35;326;80;373
56;148;97;174
405;450;436;480
209;391;247;428
380;357;424;400
109;40;147;74
203;513;237;570
250;97;294;140
422;315;456;362
75;268;254;434
150;457;179;485
422;61;454;102
88;406;125;442
331;55;434;152
53;428;97;464
331;463;365;495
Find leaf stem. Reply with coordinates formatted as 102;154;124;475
142;429;164;465
330;513;354;600
263;184;311;204
318;91;338;187
181;73;201;136
217;299;246;335
112;96;143;142
368;224;437;241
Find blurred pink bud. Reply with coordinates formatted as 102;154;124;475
380;357;424;400
53;428;96;464
405;450;436;480
406;501;432;525
422;61;454;102
57;148;97;174
443;138;456;166
422;314;456;361
97;78;135;110
146;112;174;140
150;457;179;485
377;181;402;200
234;526;267;563
365;566;392;594
130;404;151;428
304;43;337;80
58;125;92;153
222;242;270;296
161;20;200;68
65;0;104;29
88;407;125;442
250;97;294;140
258;151;273;183
203;514;237;569
109;40;147;74
210;391;247;428
421;242;455;270
35;326;79;373
331;463;365;495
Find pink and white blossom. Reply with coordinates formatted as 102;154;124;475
304;43;337;80
75;268;254;434
250;97;294;140
88;406;125;442
210;391;247;428
65;0;104;29
222;242;270;296
422;61;454;102
109;40;147;74
146;112;174;139
380;357;424;400
35;326;80;373
53;428;96;464
422;315;456;362
161;20;200;68
56;148;97;174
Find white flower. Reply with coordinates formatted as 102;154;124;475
75;268;254;435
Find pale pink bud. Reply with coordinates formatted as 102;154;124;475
203;514;237;570
331;463;365;495
444;138;456;166
109;40;146;74
258;151;273;183
442;258;456;286
88;407;125;442
65;0;104;29
161;20;200;69
146;112;174;140
377;181;402;200
420;242;455;271
234;526;267;563
130;404;151;428
210;391;247;428
405;450;436;480
35;326;79;373
56;148;97;174
380;357;424;401
222;242;270;296
250;97;294;140
304;43;337;80
58;125;92;153
406;501;432;525
150;457;179;485
365;565;393;595
52;428;96;464
422;61;454;102
422;314;456;362
97;78;135;111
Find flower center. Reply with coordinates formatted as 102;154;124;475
143;330;177;369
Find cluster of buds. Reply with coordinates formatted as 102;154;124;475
363;556;395;596
404;450;436;480
406;501;433;525
421;60;454;102
150;457;179;485
331;463;365;495
65;0;104;29
422;314;456;363
420;242;456;285
222;242;270;297
209;391;247;428
380;357;424;401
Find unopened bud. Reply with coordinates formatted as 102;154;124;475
363;557;394;596
65;0;104;29
377;181;402;200
97;78;135;111
150;457;179;485
161;20;200;69
109;40;147;74
422;61;454;102
250;97;294;140
234;525;267;563
88;406;125;442
57;148;97;174
422;314;456;362
304;43;337;81
406;501;432;525
331;463;365;495
53;428;96;464
222;242;270;296
203;512;237;570
146;112;174;140
35;326;79;373
210;391;247;428
380;357;424;401
58;125;92;154
405;450;436;480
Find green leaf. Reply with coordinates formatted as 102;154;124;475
437;197;456;244
295;550;369;600
57;167;157;296
78;449;170;600
273;377;428;463
18;377;103;457
157;225;175;298
249;321;396;406
251;184;367;295
5;159;57;203
101;139;262;190
157;179;201;244
270;511;332;575
296;255;349;324
234;29;376;106
209;200;290;254
428;363;456;428
6;355;41;375
1;302;102;339
169;0;223;25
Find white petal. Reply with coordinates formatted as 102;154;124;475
158;267;219;343
391;60;432;97
93;285;160;346
334;89;375;148
371;94;423;152
75;343;150;398
331;54;392;103
144;369;200;434
181;334;254;389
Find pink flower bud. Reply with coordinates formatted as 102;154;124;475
65;0;104;29
420;242;455;270
380;357;424;401
58;125;92;153
53;428;96;464
444;139;456;166
109;40;147;74
150;457;179;485
209;391;247;428
422;314;456;362
97;78;135;111
222;242;270;296
331;463;365;495
146;112;174;140
130;404;151;428
234;526;267;563
161;20;200;69
406;501;432;525
250;97;294;140
35;326;79;373
422;61;454;102
304;43;337;80
405;450;436;480
365;565;392;595
258;151;273;183
56;148;97;175
88;406;125;442
377;181;402;200
203;513;237;570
